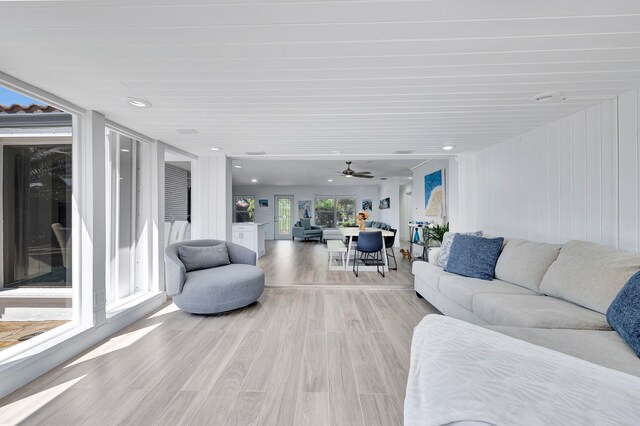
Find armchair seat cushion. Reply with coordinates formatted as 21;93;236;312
292;223;323;240
174;264;264;314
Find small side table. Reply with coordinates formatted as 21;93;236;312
408;224;430;262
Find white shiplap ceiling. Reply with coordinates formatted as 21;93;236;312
1;0;640;157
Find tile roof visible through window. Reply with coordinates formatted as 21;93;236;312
0;104;60;114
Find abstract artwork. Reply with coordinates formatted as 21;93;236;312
424;169;445;217
362;199;373;211
298;200;312;219
258;199;269;207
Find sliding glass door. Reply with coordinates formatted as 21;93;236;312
2;144;72;288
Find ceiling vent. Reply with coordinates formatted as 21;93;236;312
380;177;388;181
393;150;414;154
246;151;266;155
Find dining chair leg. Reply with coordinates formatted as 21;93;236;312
387;247;398;270
353;250;358;277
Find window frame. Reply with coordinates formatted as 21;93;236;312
105;129;154;310
0;76;85;363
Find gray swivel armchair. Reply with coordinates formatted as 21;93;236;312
165;239;265;314
292;218;323;242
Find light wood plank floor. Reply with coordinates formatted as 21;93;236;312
260;240;415;288
0;288;438;425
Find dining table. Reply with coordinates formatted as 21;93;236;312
339;227;394;272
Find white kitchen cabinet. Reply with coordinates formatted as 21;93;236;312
231;223;266;258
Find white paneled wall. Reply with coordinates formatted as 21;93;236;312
457;89;640;252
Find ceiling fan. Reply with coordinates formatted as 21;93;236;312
339;161;374;179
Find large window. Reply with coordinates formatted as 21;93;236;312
314;196;356;228
0;85;74;351
106;129;151;307
234;195;255;223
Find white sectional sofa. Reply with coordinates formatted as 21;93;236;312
412;238;640;377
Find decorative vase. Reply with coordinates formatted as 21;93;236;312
413;228;420;243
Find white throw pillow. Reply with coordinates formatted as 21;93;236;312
434;231;483;268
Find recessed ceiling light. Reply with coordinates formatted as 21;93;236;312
331;150;342;155
251;178;258;183
442;146;455;151
393;150;414;155
529;91;565;102
408;176;413;180
210;147;221;151
328;179;333;182
120;148;130;153
176;128;199;135
127;97;152;108
234;165;242;169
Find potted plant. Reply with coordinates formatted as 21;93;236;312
422;222;449;246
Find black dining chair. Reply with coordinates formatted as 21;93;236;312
353;230;384;277
385;228;398;271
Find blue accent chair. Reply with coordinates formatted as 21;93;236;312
292;218;323;242
353;230;384;277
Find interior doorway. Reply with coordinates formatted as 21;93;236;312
164;151;195;248
274;195;293;240
399;183;413;242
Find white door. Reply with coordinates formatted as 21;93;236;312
274;195;294;240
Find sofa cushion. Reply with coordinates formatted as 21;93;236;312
434;231;483;268
494;239;561;292
445;235;504;280
412;261;456;292
472;293;612;330
607;271;640;357
178;243;231;272
489;326;640;378
540;240;640;314
438;275;536;311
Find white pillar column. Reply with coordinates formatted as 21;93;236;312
192;155;232;240
151;141;166;292
79;111;107;326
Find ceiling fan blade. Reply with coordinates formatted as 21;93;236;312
357;171;372;174
353;174;374;179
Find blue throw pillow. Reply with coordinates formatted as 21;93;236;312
444;235;504;280
607;271;640;357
